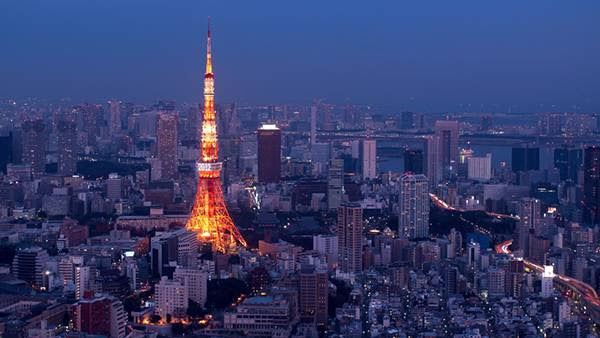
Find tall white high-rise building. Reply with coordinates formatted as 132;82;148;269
541;265;555;298
173;266;208;306
361;139;377;179
467;153;492;181
398;173;429;239
328;159;344;210
155;276;189;320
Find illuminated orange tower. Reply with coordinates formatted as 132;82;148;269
186;20;247;252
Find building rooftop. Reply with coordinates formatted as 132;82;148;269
244;296;274;305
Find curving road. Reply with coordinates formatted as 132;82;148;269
495;240;600;316
431;192;600;320
429;193;518;220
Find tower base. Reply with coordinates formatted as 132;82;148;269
186;176;247;253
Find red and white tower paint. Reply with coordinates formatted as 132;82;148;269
186;20;247;252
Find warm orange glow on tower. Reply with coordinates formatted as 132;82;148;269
186;20;247;252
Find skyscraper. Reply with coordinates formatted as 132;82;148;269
423;135;441;188
108;100;121;136
506;259;525;298
76;104;101;147
57;120;78;175
186;21;247;252
517;198;541;256
337;202;363;274
361;139;376;180
467;241;480;269
21;119;46;174
583;146;600;225
434;120;459;176
156;112;178;180
257;124;281;183
554;146;583;183
327;158;344;210
310;104;318;145
511;146;540;172
403;149;423;174
398;173;429;239
0;132;13;174
445;265;459;295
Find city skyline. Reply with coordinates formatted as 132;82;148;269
3;3;600;337
1;1;600;112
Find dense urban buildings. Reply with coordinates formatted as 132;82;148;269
0;10;599;338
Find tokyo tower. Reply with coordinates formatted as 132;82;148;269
186;20;247;253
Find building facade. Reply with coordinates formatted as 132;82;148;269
337;203;363;274
257;124;281;183
398;173;429;239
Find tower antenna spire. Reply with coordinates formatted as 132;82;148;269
187;18;247;252
206;17;212;75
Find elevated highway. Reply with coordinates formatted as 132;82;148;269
496;240;600;324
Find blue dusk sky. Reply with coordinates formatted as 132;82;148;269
0;0;599;112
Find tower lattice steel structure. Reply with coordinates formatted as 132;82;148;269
186;21;247;252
